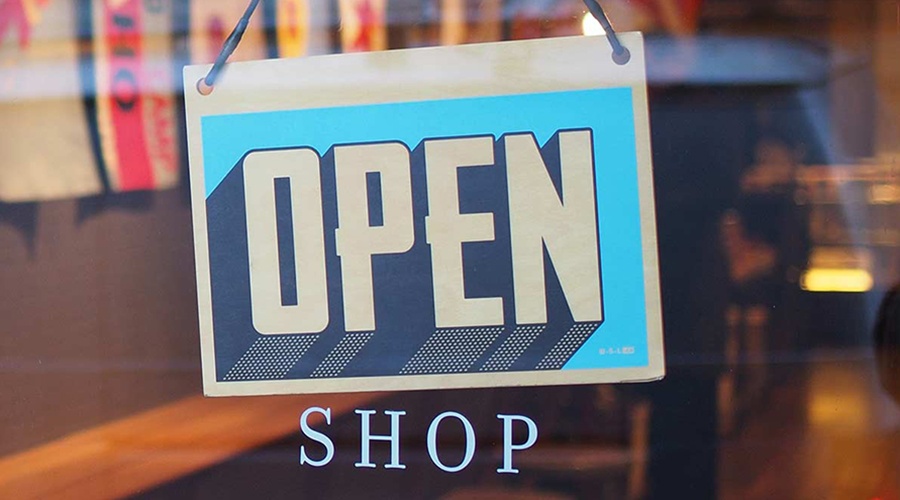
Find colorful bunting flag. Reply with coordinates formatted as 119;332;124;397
190;0;267;64
84;0;179;193
0;0;103;202
273;0;309;57
338;0;387;52
440;0;502;45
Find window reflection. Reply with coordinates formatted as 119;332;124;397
0;0;898;498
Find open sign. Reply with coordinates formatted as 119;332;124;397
185;34;664;396
242;130;602;335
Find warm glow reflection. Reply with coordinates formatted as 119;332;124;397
808;392;869;429
806;365;873;431
800;269;874;293
581;12;605;36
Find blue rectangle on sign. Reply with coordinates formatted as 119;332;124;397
200;87;654;385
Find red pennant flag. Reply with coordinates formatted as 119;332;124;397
338;0;387;52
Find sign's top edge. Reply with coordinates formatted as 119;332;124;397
183;33;648;111
183;32;645;77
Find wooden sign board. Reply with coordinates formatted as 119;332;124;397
184;34;664;396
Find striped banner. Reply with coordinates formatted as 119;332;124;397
338;0;387;52
87;0;179;193
0;0;103;202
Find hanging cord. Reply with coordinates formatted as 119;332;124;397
582;0;631;65
198;0;261;95
197;0;628;95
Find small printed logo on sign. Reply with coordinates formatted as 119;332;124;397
185;35;664;395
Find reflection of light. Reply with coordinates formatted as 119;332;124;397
807;365;872;431
800;269;874;293
581;12;605;36
869;184;900;204
809;393;868;428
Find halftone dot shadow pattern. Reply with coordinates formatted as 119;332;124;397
310;332;375;378
536;322;601;370
400;327;504;375
480;325;547;372
223;335;319;381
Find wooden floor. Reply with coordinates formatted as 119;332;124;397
0;392;384;499
719;350;900;500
